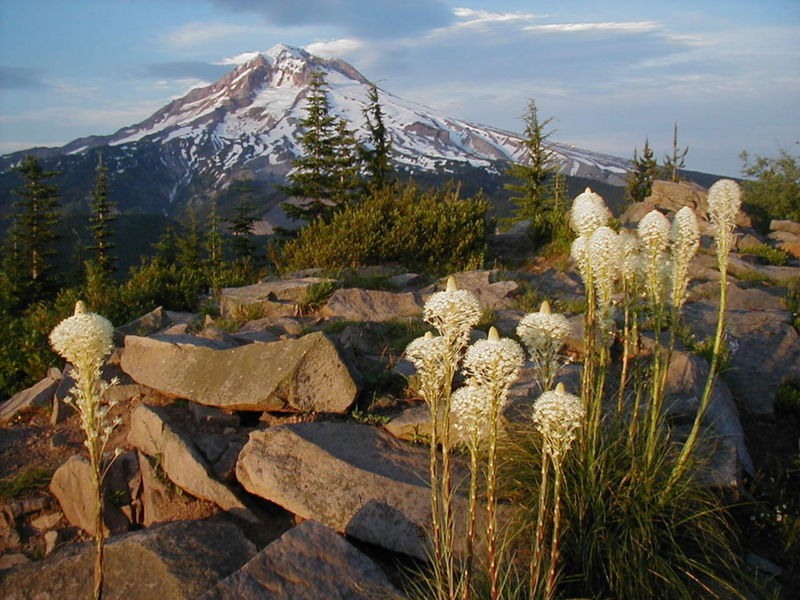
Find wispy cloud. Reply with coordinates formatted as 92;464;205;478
305;38;365;58
523;21;660;34
0;66;49;91
451;7;542;27
164;21;258;47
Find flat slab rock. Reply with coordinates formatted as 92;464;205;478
320;287;422;322
219;277;336;318
120;331;357;413
199;519;402;600
0;519;256;600
237;421;503;560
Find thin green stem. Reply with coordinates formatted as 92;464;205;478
486;394;501;600
669;263;729;491
530;453;550;597
544;461;563;600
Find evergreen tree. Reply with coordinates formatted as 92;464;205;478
503;99;558;246
625;138;658;204
88;153;117;276
228;180;258;262
205;199;225;281
331;118;362;206
662;122;689;183
361;82;393;188
153;223;179;266
281;70;360;223
177;209;202;271
4;155;62;298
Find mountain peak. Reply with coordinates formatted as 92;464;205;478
265;43;310;64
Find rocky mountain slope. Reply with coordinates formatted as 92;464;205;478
0;44;630;220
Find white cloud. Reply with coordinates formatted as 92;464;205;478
452;7;542;27
523;21;660;34
164;22;257;47
215;51;265;66
305;38;365;57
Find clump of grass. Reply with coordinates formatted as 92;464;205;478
739;243;790;266
775;381;800;418
296;280;337;316
0;466;53;501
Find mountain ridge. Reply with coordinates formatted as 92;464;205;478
0;43;633;220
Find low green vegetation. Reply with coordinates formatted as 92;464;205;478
740;149;800;231
739;243;790;266
280;181;491;275
0;466;53;501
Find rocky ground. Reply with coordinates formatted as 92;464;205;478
1;180;799;598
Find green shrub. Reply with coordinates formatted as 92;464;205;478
281;182;491;275
739;243;790;266
740;149;800;230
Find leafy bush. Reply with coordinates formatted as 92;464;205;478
740;149;800;231
281;182;491;275
739;243;790;266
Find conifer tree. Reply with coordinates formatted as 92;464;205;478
205;199;225;281
662;122;689;183
361;82;393;188
625;138;659;204
281;70;361;222
88;153;117;276
177;209;202;271
153;223;179;266
281;70;338;222
331;118;362;206
228;180;258;262
503;99;558;246
4;155;62;298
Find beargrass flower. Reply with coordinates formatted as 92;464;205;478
669;206;700;309
589;226;621;314
570;188;611;236
462;326;525;395
50;301;114;374
618;230;642;290
517;301;571;355
570;235;591;281
638;210;671;305
707;179;742;263
423;276;482;353
451;384;491;441
532;382;585;459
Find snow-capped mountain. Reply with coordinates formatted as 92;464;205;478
0;43;630;217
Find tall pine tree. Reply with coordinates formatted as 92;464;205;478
178;208;202;271
361;82;393;188
625;138;659;204
281;70;338;222
228;179;258;262
205;199;225;282
662;122;689;183
281;70;361;223
4;155;62;299
88;152;117;276
503;99;558;246
331;118;362;206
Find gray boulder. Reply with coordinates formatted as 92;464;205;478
199;520;402;600
120;331;357;413
321;288;422;322
0;371;60;423
237;421;503;560
683;303;800;414
128;404;257;522
219;277;335;319
0;519;256;600
663;350;753;476
49;455;130;536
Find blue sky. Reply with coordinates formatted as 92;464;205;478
0;0;798;176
